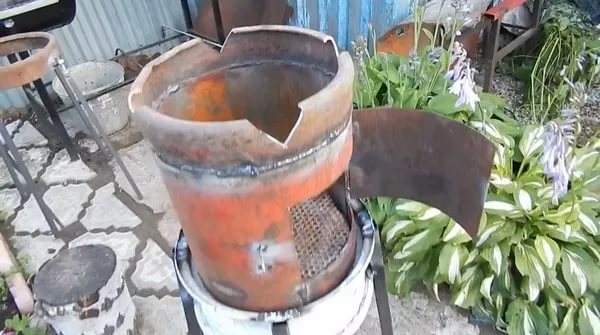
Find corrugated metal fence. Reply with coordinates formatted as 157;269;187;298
0;0;412;109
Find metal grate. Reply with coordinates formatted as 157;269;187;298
290;193;350;279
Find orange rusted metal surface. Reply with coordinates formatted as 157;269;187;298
129;26;355;312
0;32;59;90
486;0;528;21
377;22;480;57
377;23;438;56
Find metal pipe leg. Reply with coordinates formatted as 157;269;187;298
211;0;226;43
482;19;501;92
0;123;62;234
372;232;394;335
11;51;79;160
175;235;204;335
0;141;28;199
52;59;143;199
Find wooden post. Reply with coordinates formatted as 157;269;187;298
33;245;135;335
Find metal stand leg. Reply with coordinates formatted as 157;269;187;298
372;232;394;335
0;123;62;234
7;52;79;160
175;235;204;335
482;19;501;92
211;0;226;44
52;59;143;200
272;323;290;335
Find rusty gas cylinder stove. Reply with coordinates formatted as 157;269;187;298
128;26;496;335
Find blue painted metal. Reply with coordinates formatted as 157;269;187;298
0;0;412;109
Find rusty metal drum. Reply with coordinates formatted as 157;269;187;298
129;26;356;312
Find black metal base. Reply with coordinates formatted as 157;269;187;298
173;208;394;335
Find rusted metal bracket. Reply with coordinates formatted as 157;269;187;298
480;0;545;91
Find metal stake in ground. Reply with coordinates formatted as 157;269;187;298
52;58;143;200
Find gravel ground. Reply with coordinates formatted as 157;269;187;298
581;83;600;140
491;74;532;124
491;75;600;141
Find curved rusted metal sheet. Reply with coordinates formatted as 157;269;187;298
0;32;60;90
349;108;496;236
129;25;356;312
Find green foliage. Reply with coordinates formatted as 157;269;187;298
4;315;45;335
353;46;451;111
367;122;600;334
518;0;600;123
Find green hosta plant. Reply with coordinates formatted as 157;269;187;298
367;122;600;334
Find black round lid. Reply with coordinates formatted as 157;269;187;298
33;244;116;306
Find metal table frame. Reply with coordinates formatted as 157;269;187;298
481;0;545;91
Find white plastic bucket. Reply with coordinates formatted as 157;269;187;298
52;61;128;136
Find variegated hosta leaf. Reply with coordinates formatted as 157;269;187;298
587;243;600;263
451;266;483;309
481;245;504;275
413;207;443;221
544;203;580;225
581;191;600;209
432;282;441;302
480;275;494;303
442;219;471;244
514;244;546;286
555;307;576;335
382;218;415;246
395;200;428;216
578;211;600;236
506;300;550;335
493;144;512;172
438;244;467;284
490;172;516;192
584;175;600;188
470;121;513;147
578;304;600;335
393;227;443;260
544;224;588;243
515;188;533;212
545;298;560;328
534;235;560;269
484;195;521;218
521;276;541;301
562;246;600;291
572;150;600;179
537;185;555;201
476;219;516;248
561;250;588;297
518;125;544;159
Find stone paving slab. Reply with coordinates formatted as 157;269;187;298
133;296;187;335
131;240;177;293
12;196;50;234
81;183;141;231
357;291;480;335
10;234;65;274
43;184;92;229
0;188;21;219
41;149;97;185
6;120;21;135
0;147;51;188
112;141;171;214
13;121;48;148
157;208;181;245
